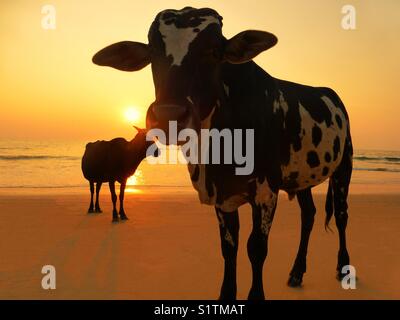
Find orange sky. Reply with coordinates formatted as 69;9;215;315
0;0;399;150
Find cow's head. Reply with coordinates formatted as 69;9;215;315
132;126;160;157
93;7;277;143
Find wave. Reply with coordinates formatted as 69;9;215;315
354;167;400;173
0;155;80;161
0;184;190;189
354;156;400;163
0;185;86;189
0;147;32;150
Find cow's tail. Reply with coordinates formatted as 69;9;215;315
325;179;334;231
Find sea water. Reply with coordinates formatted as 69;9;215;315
0;139;399;194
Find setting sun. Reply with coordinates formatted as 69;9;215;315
124;107;141;123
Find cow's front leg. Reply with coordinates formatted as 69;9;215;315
95;182;103;213
109;181;119;223
119;180;128;220
215;207;239;300
88;181;95;213
247;195;277;300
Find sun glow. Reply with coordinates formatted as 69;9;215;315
126;169;144;193
127;175;138;186
124;107;141;123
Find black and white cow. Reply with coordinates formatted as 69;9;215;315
93;7;353;300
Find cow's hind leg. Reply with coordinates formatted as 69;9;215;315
109;181;119;222
247;199;277;300
333;173;352;279
88;181;95;213
327;139;353;280
95;182;102;213
215;207;239;300
288;188;316;287
119;180;128;220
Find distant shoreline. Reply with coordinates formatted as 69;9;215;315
0;182;399;196
1;139;400;192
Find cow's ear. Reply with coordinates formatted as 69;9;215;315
92;41;150;72
133;125;146;134
224;30;277;64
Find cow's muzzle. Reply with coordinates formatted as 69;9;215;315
146;102;200;145
152;104;189;122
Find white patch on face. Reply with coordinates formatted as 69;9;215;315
281;96;348;191
159;13;221;66
254;179;277;235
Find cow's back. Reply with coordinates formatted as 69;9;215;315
81;138;129;182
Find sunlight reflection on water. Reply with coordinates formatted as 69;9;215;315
126;169;144;193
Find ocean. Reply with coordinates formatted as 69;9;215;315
0;139;399;194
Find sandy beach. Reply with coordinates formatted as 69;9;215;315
0;190;399;300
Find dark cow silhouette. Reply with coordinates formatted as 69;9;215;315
93;7;353;299
82;127;158;222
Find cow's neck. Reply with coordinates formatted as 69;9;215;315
127;142;145;170
189;61;274;205
197;61;277;130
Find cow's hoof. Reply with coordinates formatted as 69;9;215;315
120;215;129;221
95;208;102;213
247;288;265;300
88;209;95;214
247;293;265;301
218;293;236;301
287;274;303;288
112;217;119;223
